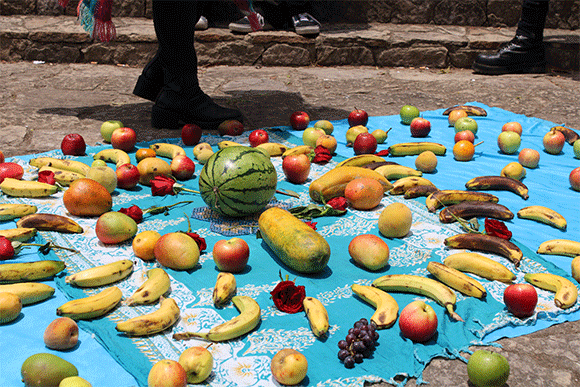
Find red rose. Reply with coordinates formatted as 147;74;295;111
312;146;332;164
270;280;306;314
375;149;390;156
327;196;347;211
484;218;512;240
0;236;15;260
38;170;56;185
151;175;177;196
304;221;317;230
185;232;207;252
119;205;144;223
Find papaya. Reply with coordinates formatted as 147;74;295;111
21;353;78;387
258;207;330;274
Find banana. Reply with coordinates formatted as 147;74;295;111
126;268;171;306
438;201;514;223
212;272;237;308
517;205;567;231
116;296;180;336
444;233;523;267
217;140;244;150
256;142;288;157
403;185;439;199
374;164;422;180
536;239;580;257
524;272;578;309
389;176;436;195
0;260;65;283
0;203;37;221
350;284;398;329
16;213;83;234
372;274;462;321
361;161;400;170
444;252;516;283
465;175;529;200
551;125;580;145
0;227;37;242
571;256;580;283
29;157;90;176
93;149;131;168
302;296;330;337
388;142;447;157
0;282;55;305
38;166;84;186
149;143;187;159
172;295;260;342
425;190;499;212
0;178;58;198
426;261;486;298
282;145;313;158
335;154;387;168
65;259;133;288
442;105;488;116
56;286;123;320
309;166;393;203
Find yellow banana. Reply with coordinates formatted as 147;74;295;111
425;190;499;212
93;148;131;168
16;213;83;234
524;272;578;309
335;154;387;168
173;295;261;342
56;286;123;320
302;296;329;337
517;206;567;231
149;143;186;159
444;233;523;267
282;145;313;158
65;260;133;288
0;178;58;198
389;176;436;195
465;175;529;200
29;157;90;176
0;260;65;283
442;105;488;116
372;274;462;321
537;239;580;257
0;227;37;242
0;203;37;221
116;297;180;336
571;256;580;284
309;166;393;203
443;252;515;283
217;140;244;150
374;164;422;180
351;284;398;329
126;268;171;306
426;261;486;298
256;142;288;157
38;166;84;186
0;282;55;305
212;272;237;308
388;142;447;156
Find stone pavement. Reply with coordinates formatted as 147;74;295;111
1;48;580;387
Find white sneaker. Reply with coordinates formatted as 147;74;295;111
292;13;320;35
195;16;208;30
229;13;271;33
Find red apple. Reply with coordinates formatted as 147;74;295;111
518;148;540;168
353;132;377;155
503;283;538;318
115;163;141;189
148;359;188;387
570;167;580;191
0;162;24;184
60;133;86;156
543;128;566;155
398;300;438;342
181;124;202;146
410;117;431;138
212;238;250;273
248;129;269;147
290;111;310;131
454;130;475;143
111;127;137;152
217;120;244;136
282;153;311;184
501;121;523;136
348;108;369;127
170;155;196;180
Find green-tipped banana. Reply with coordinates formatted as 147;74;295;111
56;286;123;320
444;233;523;267
0;282;55;305
524;272;578;309
302;296;329;337
93;149;131;168
65;260;133;288
443;252;515;283
38;166;84;186
351;284;398;329
374;164;422;180
116;297;180;336
212;272;237;308
0;260;65;283
517;205;567;230
126;268;171;306
0;178;58;198
536;239;580;257
425;190;499;212
16;213;83;234
427;261;486;298
335;154;387;168
389;176;436;195
0;203;37;221
29;157;90;176
388;142;446;156
150;143;187;159
0;227;37;242
173;295;261;342
372;274;462;321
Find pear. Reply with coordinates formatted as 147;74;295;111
346;125;368;146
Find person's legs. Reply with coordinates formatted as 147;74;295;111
472;0;549;75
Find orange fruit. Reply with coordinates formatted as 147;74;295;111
135;148;157;163
448;109;468;126
453;140;475;161
132;230;162;261
344;177;384;210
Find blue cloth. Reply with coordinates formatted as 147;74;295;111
1;102;579;387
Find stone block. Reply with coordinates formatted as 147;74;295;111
1;0;35;15
432;0;487;26
377;45;448;68
486;0;521;27
262;43;312;66
316;45;374;66
197;41;264;66
24;42;80;62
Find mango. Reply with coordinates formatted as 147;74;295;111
137;157;171;185
86;165;117;193
21;353;78;387
63;178;112;217
0;292;22;323
378;202;413;238
154;232;200;270
95;211;138;244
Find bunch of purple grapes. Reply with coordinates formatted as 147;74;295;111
337;318;380;368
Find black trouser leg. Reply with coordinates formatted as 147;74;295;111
516;0;550;42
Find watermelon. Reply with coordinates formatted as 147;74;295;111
198;146;278;217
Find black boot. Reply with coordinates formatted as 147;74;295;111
132;52;163;101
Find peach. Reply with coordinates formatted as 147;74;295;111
270;348;308;385
348;234;390;271
154;232;200;270
44;317;79;350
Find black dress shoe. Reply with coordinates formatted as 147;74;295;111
472;35;546;75
132;55;164;102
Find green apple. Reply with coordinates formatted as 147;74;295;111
454;117;478;135
100;120;124;143
574;139;580;159
313;120;334;135
497;131;521;154
467;349;510;387
302;127;326;148
399;105;420;125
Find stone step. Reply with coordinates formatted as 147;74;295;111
1;15;578;73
